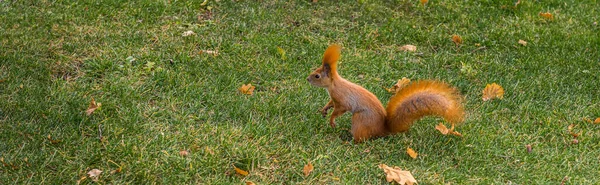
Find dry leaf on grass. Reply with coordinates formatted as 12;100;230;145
199;50;219;56
420;0;428;5
406;147;418;159
47;134;61;144
518;40;528;46
482;83;504;101
378;164;417;185
87;169;102;182
182;30;195;37
567;124;581;137
234;166;249;176
86;98;101;116
386;77;411;94
239;84;255;95
246;181;256;185
179;150;189;157
525;144;532;153
452;35;462;45
435;123;462;137
594;117;600;124
303;162;314;177
539;12;554;20
399;45;417;52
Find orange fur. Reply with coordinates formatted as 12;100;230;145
308;44;464;142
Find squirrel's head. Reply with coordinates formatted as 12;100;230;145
307;64;333;87
307;44;341;88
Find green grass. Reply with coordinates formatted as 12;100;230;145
1;0;599;184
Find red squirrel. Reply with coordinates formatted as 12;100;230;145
307;44;464;142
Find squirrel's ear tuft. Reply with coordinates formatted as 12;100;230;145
322;64;331;75
322;44;341;65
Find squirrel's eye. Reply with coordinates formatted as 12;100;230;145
315;74;320;79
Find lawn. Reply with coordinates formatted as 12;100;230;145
1;0;599;184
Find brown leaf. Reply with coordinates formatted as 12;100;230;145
567;124;581;137
539;12;554;20
234;166;249;176
246;181;257;185
452;34;462;45
406;147;418;159
525;144;532;153
399;45;417;52
238;84;255;95
386;77;411;94
47;134;61;144
420;0;428;5
87;169;102;182
378;164;418;185
594;118;600;124
482;83;504;101
518;39;527;46
303;162;314;177
179;150;189;157
86;98;101;116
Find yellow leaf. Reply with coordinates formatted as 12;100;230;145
239;84;255;95
47;134;61;144
435;123;462;137
246;181;256;185
420;0;428;5
234;166;249;176
452;34;462;45
539;12;554;20
406;147;418;159
482;83;504;101
386;77;411;94
400;45;417;52
277;46;287;60
594;118;600;124
303;162;314;177
378;164;418;185
518;39;527;46
435;123;449;135
86;98;101;116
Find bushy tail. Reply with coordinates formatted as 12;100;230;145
321;44;341;75
385;80;464;133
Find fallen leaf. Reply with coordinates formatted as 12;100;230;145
567;124;580;137
87;169;102;182
200;50;219;56
514;0;521;7
76;176;87;185
594;118;600;124
47;134;61;144
182;30;195;37
452;34;462;45
518;39;527;46
399;45;417;52
525;144;532;153
276;46;287;60
386;77;411;93
482;83;504;101
435;123;462;137
378;164;418;185
303;162;314;177
238;84;255;95
246;181;256;185
234;166;249;176
86;98;101;116
539;12;554;20
572;139;579;144
0;79;5;83
420;0;428;5
435;123;449;135
406;147;418;159
179;150;189;157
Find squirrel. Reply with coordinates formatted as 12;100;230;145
307;44;465;142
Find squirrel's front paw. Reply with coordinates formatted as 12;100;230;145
329;120;336;128
320;106;332;117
